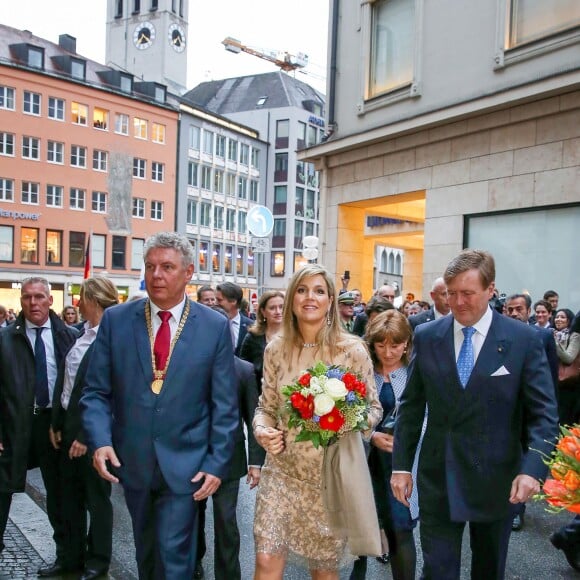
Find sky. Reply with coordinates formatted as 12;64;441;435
2;0;329;93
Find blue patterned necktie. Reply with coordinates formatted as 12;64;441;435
457;326;476;388
34;327;50;408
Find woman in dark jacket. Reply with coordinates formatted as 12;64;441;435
239;290;284;389
50;277;118;579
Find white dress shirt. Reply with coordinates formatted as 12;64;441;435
453;306;493;364
150;296;187;342
230;312;241;348
25;318;57;407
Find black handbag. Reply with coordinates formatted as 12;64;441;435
377;405;398;435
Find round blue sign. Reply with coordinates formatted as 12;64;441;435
247;205;274;237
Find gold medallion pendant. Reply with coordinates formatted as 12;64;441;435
151;379;164;394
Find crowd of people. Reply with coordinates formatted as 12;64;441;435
0;233;578;580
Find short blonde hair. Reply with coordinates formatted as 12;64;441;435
80;277;119;310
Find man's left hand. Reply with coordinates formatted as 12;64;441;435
69;440;87;459
192;471;221;501
509;474;540;504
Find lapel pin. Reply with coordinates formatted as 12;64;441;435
498;346;503;352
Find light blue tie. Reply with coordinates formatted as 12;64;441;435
457;326;476;388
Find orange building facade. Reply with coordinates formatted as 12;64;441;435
0;27;179;313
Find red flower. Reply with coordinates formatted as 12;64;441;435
353;381;366;397
290;392;305;409
342;373;357;391
319;407;345;432
298;373;312;386
298;394;315;419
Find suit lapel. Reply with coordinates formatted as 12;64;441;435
133;301;154;384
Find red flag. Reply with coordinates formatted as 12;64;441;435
83;237;91;279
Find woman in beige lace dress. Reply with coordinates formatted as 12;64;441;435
253;265;382;579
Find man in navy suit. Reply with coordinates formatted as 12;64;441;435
391;249;558;580
80;232;239;580
216;282;253;356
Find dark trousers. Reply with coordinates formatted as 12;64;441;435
0;411;64;561
196;478;241;579
60;441;112;570
123;463;199;580
420;515;512;580
558;515;580;544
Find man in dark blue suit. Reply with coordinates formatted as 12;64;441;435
80;232;239;580
215;282;253;356
391;249;558;580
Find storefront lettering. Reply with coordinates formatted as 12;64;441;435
0;209;41;221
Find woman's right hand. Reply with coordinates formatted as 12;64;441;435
371;431;394;453
255;425;285;455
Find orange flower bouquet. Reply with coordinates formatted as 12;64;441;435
538;425;580;513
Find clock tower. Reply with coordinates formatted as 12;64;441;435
106;0;189;94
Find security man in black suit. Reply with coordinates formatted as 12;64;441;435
0;277;77;577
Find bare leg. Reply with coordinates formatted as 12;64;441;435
254;552;286;580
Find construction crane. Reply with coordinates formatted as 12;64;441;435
222;36;308;72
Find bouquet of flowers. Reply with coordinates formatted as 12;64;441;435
538;425;580;513
280;360;370;449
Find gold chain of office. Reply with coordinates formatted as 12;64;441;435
145;299;190;394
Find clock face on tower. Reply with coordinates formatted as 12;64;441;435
168;23;186;53
133;22;156;50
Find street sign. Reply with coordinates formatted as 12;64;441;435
251;237;271;253
247;205;274;237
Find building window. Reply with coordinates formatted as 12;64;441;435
0;225;14;262
71;59;86;80
276;119;289;149
226;208;235;232
227;139;238;162
134;117;148;139
307;163;318;187
23;91;41;115
295;187;304;216
297;122;306;149
92;191;107;213
22;136;40;160
131;238;144;269
214;170;224;193
250;180;258;202
115;113;129;135
71;101;88;125
133;158;146;178
274;185;287;214
201;166;212;190
93;150;108;172
369;0;415;97
203;130;214;155
189;125;200;150
274;153;288;182
46;184;63;207
21;227;38;263
273;219;286;246
152;123;165;143
93;107;109;130
200;202;211;227
237;211;247;234
199;241;209;272
70;188;85;210
236;247;245;275
0;178;14;201
306;190;316;219
70;145;87;168
307;125;318;147
294;219;303;248
48;97;64;120
47;141;64;164
508;0;580;48
132;197;145;218
151;161;164;182
0;133;14;156
186;198;197;225
247;248;255;277
27;46;44;69
21;181;39;205
213;206;224;230
226;173;236;196
151;201;164;220
115;0;123;17
46;230;62;265
112;235;126;269
188;161;199;187
271;251;285;277
0;86;15;110
294;252;308;272
240;143;250;165
296;161;306;185
216;135;225;158
69;231;85;267
92;234;106;268
133;0;141;13
237;177;247;200
212;243;221;273
224;245;233;274
251;148;260;168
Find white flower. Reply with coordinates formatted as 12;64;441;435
325;378;348;400
314;393;335;416
310;375;327;391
